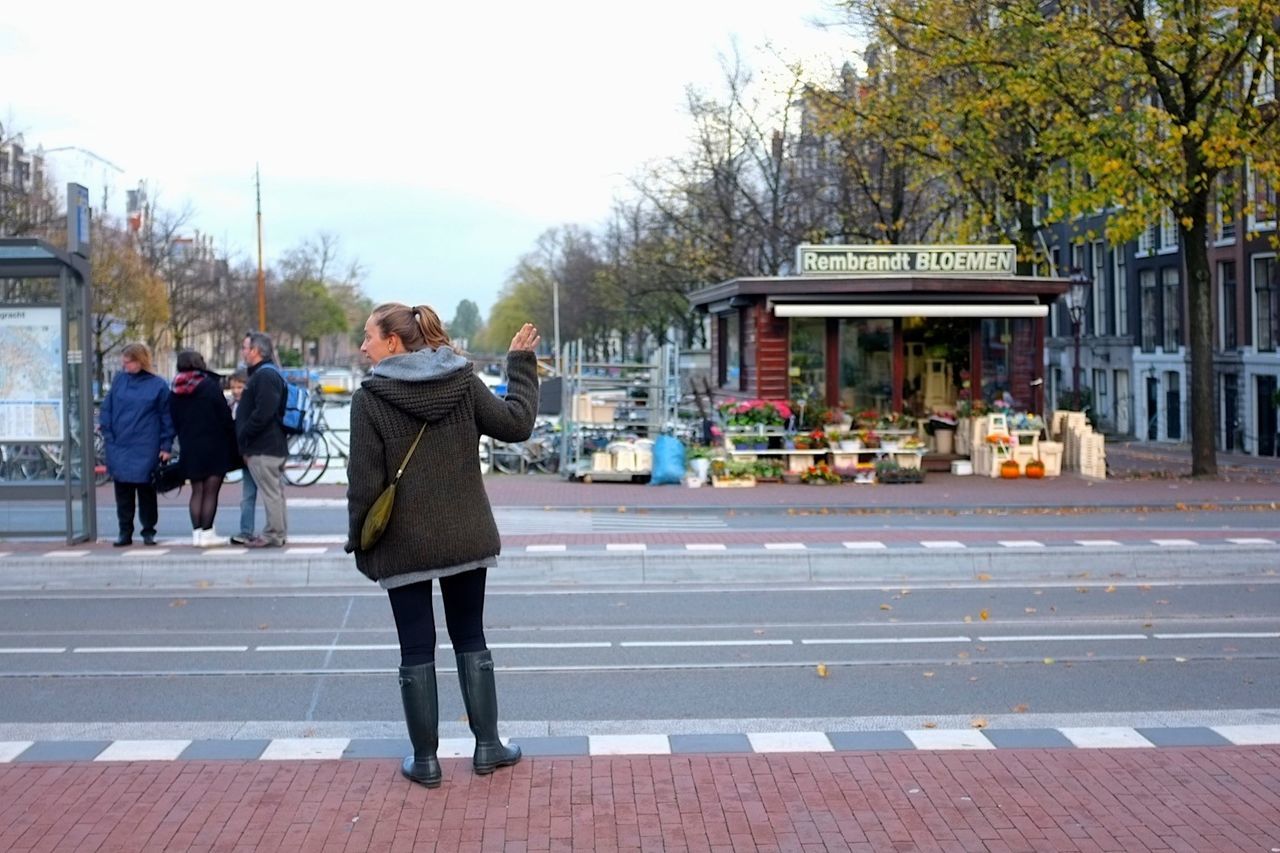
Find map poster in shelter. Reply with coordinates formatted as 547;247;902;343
0;307;63;442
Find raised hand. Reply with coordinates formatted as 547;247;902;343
509;323;541;353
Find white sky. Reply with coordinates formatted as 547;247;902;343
2;1;856;319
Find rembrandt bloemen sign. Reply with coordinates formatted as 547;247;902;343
796;244;1016;276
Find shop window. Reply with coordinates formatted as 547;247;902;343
837;319;893;415
717;312;743;390
788;317;827;407
1092;240;1108;335
980;318;1034;410
1113;247;1128;336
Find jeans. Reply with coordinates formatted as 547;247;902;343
238;465;258;537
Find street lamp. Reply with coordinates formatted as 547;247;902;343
1066;269;1091;411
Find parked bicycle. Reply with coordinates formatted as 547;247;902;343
487;421;560;474
284;391;348;486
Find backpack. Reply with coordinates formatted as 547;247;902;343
261;363;313;435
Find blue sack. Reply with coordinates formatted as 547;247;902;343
649;434;686;485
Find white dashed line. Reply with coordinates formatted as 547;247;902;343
605;543;646;551
1152;632;1280;640
801;636;970;645
1076;539;1123;547
74;646;249;654
619;640;792;648
978;634;1147;642
905;729;996;750
589;735;671;755
46;551;89;558
285;547;328;555
525;544;567;553
0;647;65;654
763;543;806;550
133;549;170;556
747;732;833;753
1226;538;1275;545
259;738;349;760
1152;539;1197;547
998;540;1044;548
842;541;887;549
920;541;966;549
685;543;727;551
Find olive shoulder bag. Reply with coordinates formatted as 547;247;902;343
360;422;428;550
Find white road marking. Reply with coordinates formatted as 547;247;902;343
998;540;1044;548
605;543;646;551
95;740;191;761
1059;727;1154;748
1226;538;1275;545
1076;539;1123;547
920;540;966;549
525;544;567;552
259;738;349;760
74;646;249;653
842;542;887;549
0;742;33;762
589;735;671;755
488;642;612;649
285;547;328;555
763;543;806;550
619;640;792;647
905;729;996;750
801;636;970;645
0;647;66;654
1152;632;1280;640
685;543;726;551
257;644;398;652
1152;539;1197;547
978;634;1147;642
46;551;89;558
1211;725;1280;745
747;732;833;753
133;549;170;556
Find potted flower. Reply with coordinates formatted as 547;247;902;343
800;461;841;484
858;428;880;449
686;445;713;483
875;459;925;484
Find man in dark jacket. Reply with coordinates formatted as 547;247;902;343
235;332;288;547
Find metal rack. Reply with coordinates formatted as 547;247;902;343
558;340;679;481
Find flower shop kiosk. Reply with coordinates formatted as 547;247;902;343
689;244;1074;483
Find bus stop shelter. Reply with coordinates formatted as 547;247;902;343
0;234;96;544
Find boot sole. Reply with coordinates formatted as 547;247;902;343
474;754;522;775
401;757;442;787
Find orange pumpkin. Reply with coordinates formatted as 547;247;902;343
1000;459;1021;479
1025;460;1046;479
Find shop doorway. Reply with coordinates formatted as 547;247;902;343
899;317;970;417
1259;375;1278;456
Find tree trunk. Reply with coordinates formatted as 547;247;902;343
1182;204;1217;478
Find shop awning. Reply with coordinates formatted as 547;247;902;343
770;302;1048;318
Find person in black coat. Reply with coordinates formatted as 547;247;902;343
170;350;241;547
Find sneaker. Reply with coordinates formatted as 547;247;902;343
229;534;253;546
200;529;221;547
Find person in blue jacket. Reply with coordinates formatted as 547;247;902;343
99;342;174;546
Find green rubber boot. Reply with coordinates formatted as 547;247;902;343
456;650;522;774
398;663;442;787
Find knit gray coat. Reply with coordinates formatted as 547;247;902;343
345;348;538;584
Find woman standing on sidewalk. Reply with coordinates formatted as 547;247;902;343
99;342;174;547
345;303;539;787
169;350;241;547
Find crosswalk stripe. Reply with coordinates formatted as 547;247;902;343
763;543;806;550
1226;538;1275;545
1077;539;1122;546
259;739;349;760
95;740;191;761
747;732;833;753
920;540;966;549
1059;727;1154;748
998;540;1044;548
842;541;887;549
605;543;646;551
685;543;726;551
526;544;567;552
905;729;996;750
1152;539;1197;546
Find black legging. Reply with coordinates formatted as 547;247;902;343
187;474;224;529
114;481;158;537
387;567;488;666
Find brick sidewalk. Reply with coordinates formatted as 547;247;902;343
3;748;1278;852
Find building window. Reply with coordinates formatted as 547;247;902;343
1255;254;1278;352
717;312;743;390
1247;160;1277;232
1215;172;1236;244
1158;209;1178;253
1137;221;1156;257
1113;246;1128;336
1140;269;1158;353
1219;261;1237;350
1162;267;1181;351
1249;37;1276;104
788;317;826;405
1092;240;1108;335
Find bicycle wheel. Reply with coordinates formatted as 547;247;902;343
530;438;560;474
285;432;329;486
491;441;524;474
478;437;492;475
